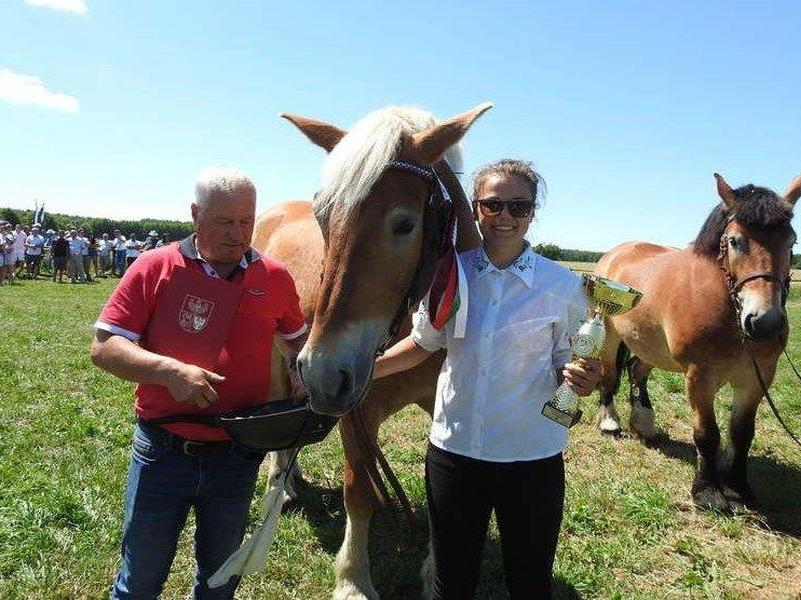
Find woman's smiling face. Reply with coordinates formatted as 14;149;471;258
474;174;534;250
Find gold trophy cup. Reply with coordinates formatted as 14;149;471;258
541;274;643;428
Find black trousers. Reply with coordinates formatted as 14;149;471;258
425;444;565;600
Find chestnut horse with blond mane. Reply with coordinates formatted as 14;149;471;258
254;104;490;599
595;172;801;512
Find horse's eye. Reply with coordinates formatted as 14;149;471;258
729;237;739;250
392;217;416;236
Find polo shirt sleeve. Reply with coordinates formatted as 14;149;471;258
94;255;161;342
275;269;308;341
552;277;588;370
411;294;446;352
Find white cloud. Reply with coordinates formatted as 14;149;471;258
0;68;79;114
23;0;87;13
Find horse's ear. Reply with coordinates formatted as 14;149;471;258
411;102;493;165
714;173;737;210
280;113;346;153
783;174;801;207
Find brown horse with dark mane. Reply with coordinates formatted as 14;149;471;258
253;104;490;598
595;173;801;512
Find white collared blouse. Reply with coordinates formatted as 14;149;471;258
412;244;587;462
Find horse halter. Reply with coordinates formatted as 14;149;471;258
717;225;790;332
375;159;454;356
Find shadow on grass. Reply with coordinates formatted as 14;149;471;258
285;481;579;598
647;434;801;538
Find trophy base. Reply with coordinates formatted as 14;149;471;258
542;404;582;428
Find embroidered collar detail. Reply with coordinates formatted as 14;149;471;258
472;242;537;287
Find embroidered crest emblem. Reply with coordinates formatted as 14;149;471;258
179;294;215;333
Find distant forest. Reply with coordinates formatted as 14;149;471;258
0;206;194;242
4;206;800;268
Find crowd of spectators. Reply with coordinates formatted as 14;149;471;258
0;221;168;285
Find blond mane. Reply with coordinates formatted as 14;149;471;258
313;106;463;219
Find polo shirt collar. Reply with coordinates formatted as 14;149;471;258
472;242;538;288
178;234;261;273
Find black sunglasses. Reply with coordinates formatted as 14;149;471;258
475;199;534;218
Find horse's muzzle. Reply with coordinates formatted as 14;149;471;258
297;347;371;417
743;306;786;341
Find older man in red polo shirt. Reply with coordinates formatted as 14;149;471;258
91;166;307;600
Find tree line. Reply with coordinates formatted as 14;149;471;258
5;206;801;269
0;207;194;241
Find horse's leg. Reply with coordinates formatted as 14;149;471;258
267;450;304;502
628;357;659;441
686;365;728;510
333;412;381;600
597;331;625;435
720;362;776;508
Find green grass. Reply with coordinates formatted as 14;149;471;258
1;276;800;599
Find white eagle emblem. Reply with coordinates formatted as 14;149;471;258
178;294;215;333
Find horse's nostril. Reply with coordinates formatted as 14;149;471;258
336;369;353;398
744;313;755;334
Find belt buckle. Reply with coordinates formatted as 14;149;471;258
182;439;204;456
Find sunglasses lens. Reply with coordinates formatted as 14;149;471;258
509;201;532;218
478;200;503;216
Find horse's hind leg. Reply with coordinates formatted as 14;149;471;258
686;365;729;511
597;332;625;435
628;358;659;441
333;413;380;600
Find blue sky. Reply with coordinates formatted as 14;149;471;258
1;0;799;251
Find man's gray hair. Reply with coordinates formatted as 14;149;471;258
194;166;257;212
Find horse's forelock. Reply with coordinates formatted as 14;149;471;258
313;106;463;221
693;184;794;258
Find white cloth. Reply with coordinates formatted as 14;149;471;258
25;234;45;256
412;245;587;462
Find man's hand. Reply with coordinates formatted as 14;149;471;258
163;362;226;409
561;357;602;397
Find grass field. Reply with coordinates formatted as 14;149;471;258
1;275;800;599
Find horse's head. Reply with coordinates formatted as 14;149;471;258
698;173;801;341
285;103;491;416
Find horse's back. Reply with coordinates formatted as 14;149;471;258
596;241;676;282
596;241;689;371
252;200;323;317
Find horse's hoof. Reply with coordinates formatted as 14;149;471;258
721;482;758;511
692;485;731;512
598;417;622;436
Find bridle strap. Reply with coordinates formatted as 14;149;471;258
717;232;790;321
375;159;453;356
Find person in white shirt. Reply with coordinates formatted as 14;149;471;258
24;225;45;278
112;230;127;276
67;229;87;283
97;233;112;277
124;233;141;267
374;159;602;599
13;224;26;276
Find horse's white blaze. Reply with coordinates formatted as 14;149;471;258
333;513;378;600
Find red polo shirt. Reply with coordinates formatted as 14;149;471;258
95;237;307;440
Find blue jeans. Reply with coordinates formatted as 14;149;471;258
111;423;264;599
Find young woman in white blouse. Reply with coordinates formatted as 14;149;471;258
374;159;602;599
